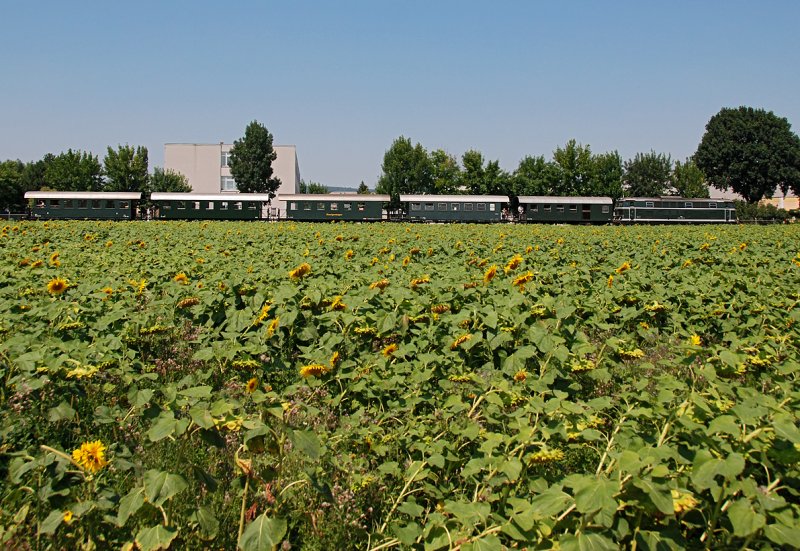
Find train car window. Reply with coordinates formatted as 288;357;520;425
317;203;325;210
557;205;565;213
708;202;717;208
489;204;496;211
50;199;60;208
234;202;243;210
105;200;115;208
343;203;352;211
330;203;338;211
476;203;486;211
569;205;577;212
35;200;45;208
303;203;311;210
64;200;73;208
411;203;421;211
602;206;610;213
90;200;100;209
207;202;214;209
177;201;186;209
645;201;654;208
464;203;473;211
529;205;538;212
437;203;447;211
290;202;297;211
357;203;366;211
543;205;551;212
684;202;693;208
246;203;257;210
120;201;129;208
193;202;201;210
425;203;435;211
451;203;460;211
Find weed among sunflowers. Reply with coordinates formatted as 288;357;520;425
1;220;799;549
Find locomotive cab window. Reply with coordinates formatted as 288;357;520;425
708;202;717;208
645;201;654;208
685;202;693;208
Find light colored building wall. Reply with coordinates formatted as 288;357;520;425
164;143;300;197
761;196;799;210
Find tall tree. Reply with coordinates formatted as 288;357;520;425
357;181;370;194
695;106;800;203
104;145;149;192
671;158;709;198
590;151;624;200
0;160;25;212
148;167;191;193
429;149;462;194
229;120;282;197
512;155;558;197
299;180;329;194
376;137;433;200
623;151;673;197
44;149;103;191
552;140;594;196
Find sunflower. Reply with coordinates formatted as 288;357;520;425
47;277;68;295
266;317;280;336
483;265;497;283
607;275;614;288
173;272;189;285
504;254;523;274
512;272;534;287
689;334;702;346
527;449;565;464
370;279;390;290
330;351;341;368
245;377;258;393
615;261;631;274
299;364;329;378
72;440;108;473
344;250;354;260
289;262;312;279
382;343;398;357
450;334;471;350
513;369;528;382
671;489;699;514
410;277;429;289
63;510;74;524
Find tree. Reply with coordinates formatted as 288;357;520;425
512;155;558;197
357;181;370;194
590;151;624;200
623;151;673;197
0;160;25;212
376;137;433;200
429;149;461;194
104;145;149;192
552;140;594;196
44;149;104;191
458;150;510;196
228;121;282;197
695;106;800;203
148;167;191;193
671;158;709;198
299;180;329;194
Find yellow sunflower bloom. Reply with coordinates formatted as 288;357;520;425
299;364;329;378
47;277;69;295
245;377;258;393
72;440;108;473
173;272;189;285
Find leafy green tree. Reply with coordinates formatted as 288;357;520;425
551;140;594;196
623;151;673;197
229;121;282;197
20;155;53;193
459;150;510;196
357;181;370;194
44;149;103;191
0;160;26;212
590;151;624;199
671;158;709;198
376;137;433;200
148;167;191;193
695;106;800;203
429;149;462;194
511;155;557;196
104;145;149;192
299;180;329;194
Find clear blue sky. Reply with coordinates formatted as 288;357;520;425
2;1;798;189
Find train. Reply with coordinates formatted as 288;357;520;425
24;191;737;224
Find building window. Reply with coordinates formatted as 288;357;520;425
221;176;236;191
221;151;232;167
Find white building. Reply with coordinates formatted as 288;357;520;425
164;143;300;213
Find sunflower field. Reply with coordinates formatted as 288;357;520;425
1;220;799;550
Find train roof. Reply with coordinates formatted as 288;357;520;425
621;196;734;202
280;194;391;202
25;191;142;200
516;196;612;205
150;193;274;202
400;194;508;203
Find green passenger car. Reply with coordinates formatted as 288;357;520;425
614;198;737;223
516;196;613;223
282;194;390;221
26;191;141;220
150;193;273;220
400;195;507;222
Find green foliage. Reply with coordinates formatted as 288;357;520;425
460;150;510;196
104;145;149;193
357;181;370;194
671;158;709;198
624;150;673;197
429;149;462;194
148;167;191;193
733;200;791;222
513;155;557;196
695;106;800;203
552;139;594;196
43;149;104;191
299;180;329;194
376;136;434;200
229;121;281;196
0;160;26;212
1;221;799;549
